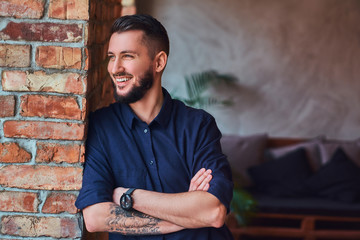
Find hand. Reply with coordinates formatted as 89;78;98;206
188;168;212;192
112;187;127;205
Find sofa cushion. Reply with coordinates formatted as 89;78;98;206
319;139;360;167
306;148;360;203
248;148;312;197
267;138;323;171
248;189;360;217
220;133;268;187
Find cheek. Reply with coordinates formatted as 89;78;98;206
107;61;113;73
108;59;153;76
134;62;153;76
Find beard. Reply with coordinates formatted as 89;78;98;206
112;67;154;104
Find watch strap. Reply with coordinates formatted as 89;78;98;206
125;188;136;196
120;188;136;210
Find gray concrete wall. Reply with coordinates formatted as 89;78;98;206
137;0;360;140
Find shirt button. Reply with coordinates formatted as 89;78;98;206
150;160;154;165
144;129;148;133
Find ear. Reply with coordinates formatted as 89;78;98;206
154;51;167;73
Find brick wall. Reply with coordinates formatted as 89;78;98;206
0;0;135;239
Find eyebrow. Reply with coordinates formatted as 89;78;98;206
107;50;138;55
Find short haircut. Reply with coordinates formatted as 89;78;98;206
110;14;170;58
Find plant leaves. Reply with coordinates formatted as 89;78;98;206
230;187;257;226
176;70;238;109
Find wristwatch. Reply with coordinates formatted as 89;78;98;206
120;188;136;210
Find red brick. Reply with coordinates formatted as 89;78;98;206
85;46;94;70
2;70;86;94
0;95;15;117
84;47;89;70
0;142;31;163
20;95;82;120
1;215;81;238
0;44;31;67
0;0;45;19
0;22;82;42
0;191;39;212
42;192;77;214
36;46;82;69
81;97;87;120
80;143;85;163
36;142;81;163
0;165;82;190
85;22;92;46
49;0;89;20
4;120;85;140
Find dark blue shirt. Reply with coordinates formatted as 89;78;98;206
75;88;234;240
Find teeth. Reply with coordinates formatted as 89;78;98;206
116;77;131;83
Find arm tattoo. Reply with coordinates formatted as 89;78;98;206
106;204;162;235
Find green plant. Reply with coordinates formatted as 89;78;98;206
171;70;237;108
230;185;257;226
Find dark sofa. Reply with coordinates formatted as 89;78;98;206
221;133;360;240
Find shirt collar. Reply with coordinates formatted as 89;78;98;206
153;87;173;127
120;87;173;129
121;103;137;129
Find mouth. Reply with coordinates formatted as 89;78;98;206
114;74;133;84
115;77;131;83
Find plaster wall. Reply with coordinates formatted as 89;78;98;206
137;0;360;140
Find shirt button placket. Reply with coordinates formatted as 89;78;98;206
143;128;154;166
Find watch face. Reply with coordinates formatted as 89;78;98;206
120;194;133;210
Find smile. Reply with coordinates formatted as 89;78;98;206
115;77;132;83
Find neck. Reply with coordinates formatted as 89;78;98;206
129;85;164;125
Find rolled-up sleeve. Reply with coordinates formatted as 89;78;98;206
193;116;234;211
75;114;115;210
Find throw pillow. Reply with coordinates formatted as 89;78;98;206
248;148;312;197
220;133;268;187
319;139;360;167
267;138;323;171
306;148;360;203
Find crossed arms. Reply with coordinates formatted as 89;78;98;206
82;168;227;235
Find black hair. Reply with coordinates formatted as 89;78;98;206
110;14;170;58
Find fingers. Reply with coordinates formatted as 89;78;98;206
198;174;212;191
189;168;206;191
189;168;212;192
202;183;210;192
191;168;206;184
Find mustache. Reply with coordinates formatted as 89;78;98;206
113;72;133;78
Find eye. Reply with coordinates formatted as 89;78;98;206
122;54;135;59
107;55;115;61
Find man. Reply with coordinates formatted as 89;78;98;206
75;14;234;239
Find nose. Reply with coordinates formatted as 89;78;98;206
110;58;125;74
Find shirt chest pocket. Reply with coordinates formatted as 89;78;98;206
114;169;147;189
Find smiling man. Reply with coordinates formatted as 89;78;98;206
75;14;234;240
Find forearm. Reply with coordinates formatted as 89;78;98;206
83;202;184;235
131;190;227;229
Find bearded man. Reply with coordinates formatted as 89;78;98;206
75;14;234;240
